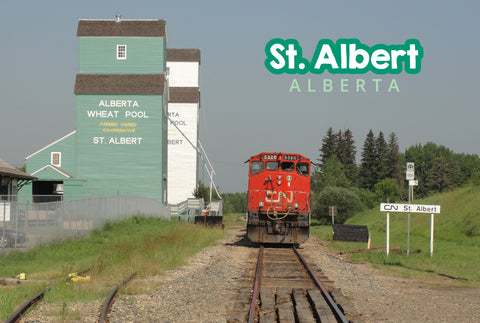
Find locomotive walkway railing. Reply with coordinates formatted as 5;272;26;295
168;198;204;222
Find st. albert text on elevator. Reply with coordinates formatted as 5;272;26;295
265;38;423;74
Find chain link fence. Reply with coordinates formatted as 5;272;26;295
1;196;170;253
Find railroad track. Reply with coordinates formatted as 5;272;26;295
98;271;137;323
4;268;92;323
4;268;136;323
231;245;348;322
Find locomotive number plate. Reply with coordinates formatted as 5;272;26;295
263;154;278;160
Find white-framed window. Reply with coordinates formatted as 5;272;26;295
51;152;61;167
117;45;127;60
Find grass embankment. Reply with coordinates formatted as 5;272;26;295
0;216;226;321
311;186;480;285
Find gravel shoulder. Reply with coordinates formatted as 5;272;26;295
22;226;480;322
301;235;480;322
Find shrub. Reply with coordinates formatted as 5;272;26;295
312;186;364;224
374;178;400;202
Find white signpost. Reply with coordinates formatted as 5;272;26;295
406;162;415;255
406;162;415;171
329;206;337;234
406;170;415;180
380;203;441;256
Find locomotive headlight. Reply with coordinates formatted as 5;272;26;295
259;201;264;208
278;175;282;179
277;180;282;186
294;203;299;209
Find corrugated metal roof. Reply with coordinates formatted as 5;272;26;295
77;19;166;37
167;49;201;63
74;74;166;94
169;87;200;103
0;158;36;180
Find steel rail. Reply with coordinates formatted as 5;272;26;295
247;245;264;323
293;247;348;323
5;267;92;323
5;288;48;323
98;271;137;323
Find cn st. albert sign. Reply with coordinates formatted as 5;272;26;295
380;203;440;214
380;203;441;256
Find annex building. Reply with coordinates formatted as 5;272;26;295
21;17;201;204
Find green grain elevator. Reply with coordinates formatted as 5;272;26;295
23;17;170;203
75;18;168;202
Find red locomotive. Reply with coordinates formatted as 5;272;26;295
246;152;311;244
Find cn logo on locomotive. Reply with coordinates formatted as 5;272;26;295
265;191;294;203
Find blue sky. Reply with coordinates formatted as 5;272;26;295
1;1;479;192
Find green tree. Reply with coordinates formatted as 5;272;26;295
359;130;377;190
193;181;220;204
312;156;351;192
374;178;400;202
319;127;337;166
312;186;364;224
404;142;459;196
353;187;378;209
404;142;471;196
336;128;357;182
222;192;247;214
471;169;480;186
425;156;458;192
375;131;388;181
404;142;436;196
386;132;403;190
318;127;357;184
456;153;480;185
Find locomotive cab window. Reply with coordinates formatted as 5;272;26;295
296;162;309;176
281;161;295;171
265;161;279;171
250;161;264;175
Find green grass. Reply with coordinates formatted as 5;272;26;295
0;216;226;321
223;212;246;227
311;186;480;285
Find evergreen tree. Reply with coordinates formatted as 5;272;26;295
337;128;357;182
193;181;220;204
386;132;403;187
318;127;357;182
319;127;337;166
375;131;388;181
359;130;377;190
